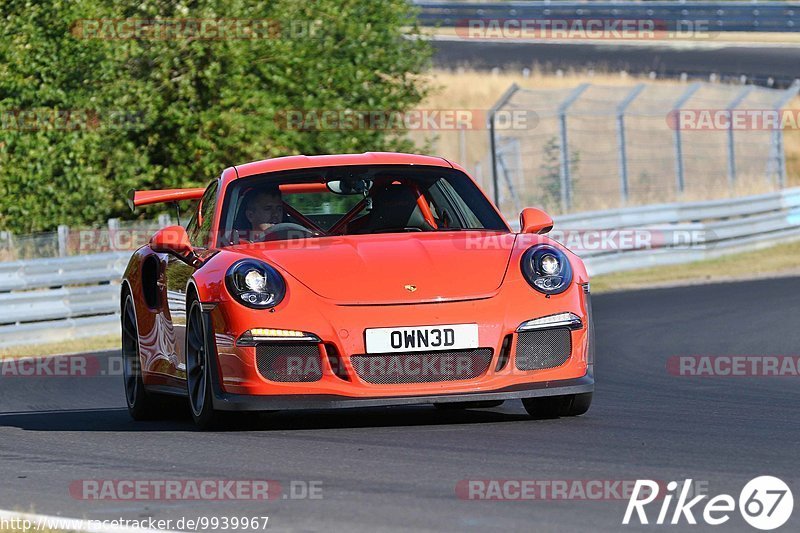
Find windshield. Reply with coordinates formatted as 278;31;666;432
217;165;508;245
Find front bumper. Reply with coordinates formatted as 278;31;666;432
202;278;595;409
210;364;594;411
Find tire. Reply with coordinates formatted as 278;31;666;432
434;400;505;410
185;298;225;430
121;293;168;420
522;393;592;419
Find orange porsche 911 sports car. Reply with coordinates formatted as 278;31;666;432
121;152;594;428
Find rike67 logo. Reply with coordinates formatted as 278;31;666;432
624;477;793;530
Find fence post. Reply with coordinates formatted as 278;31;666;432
0;230;12;253
488;83;520;207
496;138;523;214
770;80;800;188
725;86;754;188
108;218;120;251
513;136;525;205
557;83;590;212
616;84;646;205
773;129;786;187
458;127;467;168
671;83;702;196
57;225;69;257
157;213;172;227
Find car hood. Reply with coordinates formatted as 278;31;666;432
232;232;517;305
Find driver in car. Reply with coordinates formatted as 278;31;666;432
244;185;284;233
239;185;315;243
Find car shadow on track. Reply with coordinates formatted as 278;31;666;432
0;403;549;432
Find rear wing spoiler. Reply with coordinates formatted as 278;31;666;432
126;183;338;212
126;188;205;212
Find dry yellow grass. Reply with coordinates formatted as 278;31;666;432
785;128;800;181
421;68;650;109
0;335;118;359
591;239;800;293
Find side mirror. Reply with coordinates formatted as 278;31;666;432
519;208;554;234
150;225;194;257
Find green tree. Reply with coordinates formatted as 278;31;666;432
537;136;579;213
0;0;431;232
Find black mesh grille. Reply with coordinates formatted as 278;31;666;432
351;349;493;384
515;328;572;371
256;344;322;382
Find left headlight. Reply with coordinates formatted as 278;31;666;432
225;259;286;309
521;244;573;295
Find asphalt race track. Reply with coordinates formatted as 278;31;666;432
432;39;800;87
1;277;798;532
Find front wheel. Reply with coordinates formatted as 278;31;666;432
522;393;592;419
185;299;225;430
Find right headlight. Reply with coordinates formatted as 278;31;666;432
225;259;286;309
521;244;573;295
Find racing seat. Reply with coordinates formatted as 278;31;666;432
348;182;435;234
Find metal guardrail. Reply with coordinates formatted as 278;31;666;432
0;252;130;292
1;188;799;348
0;253;129;348
416;1;800;32
553;188;800;274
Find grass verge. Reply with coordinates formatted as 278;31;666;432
0;334;119;360
590;239;800;293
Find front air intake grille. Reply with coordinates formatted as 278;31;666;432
351;348;493;385
515;328;572;371
255;343;322;382
494;334;513;372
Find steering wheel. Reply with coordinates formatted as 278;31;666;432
260;223;315;241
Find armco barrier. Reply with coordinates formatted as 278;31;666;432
416;1;800;33
553;188;800;274
0;253;129;348
1;188;799;348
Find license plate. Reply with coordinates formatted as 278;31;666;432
365;324;479;354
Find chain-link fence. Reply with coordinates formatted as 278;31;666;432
0;215;174;262
485;80;800;219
